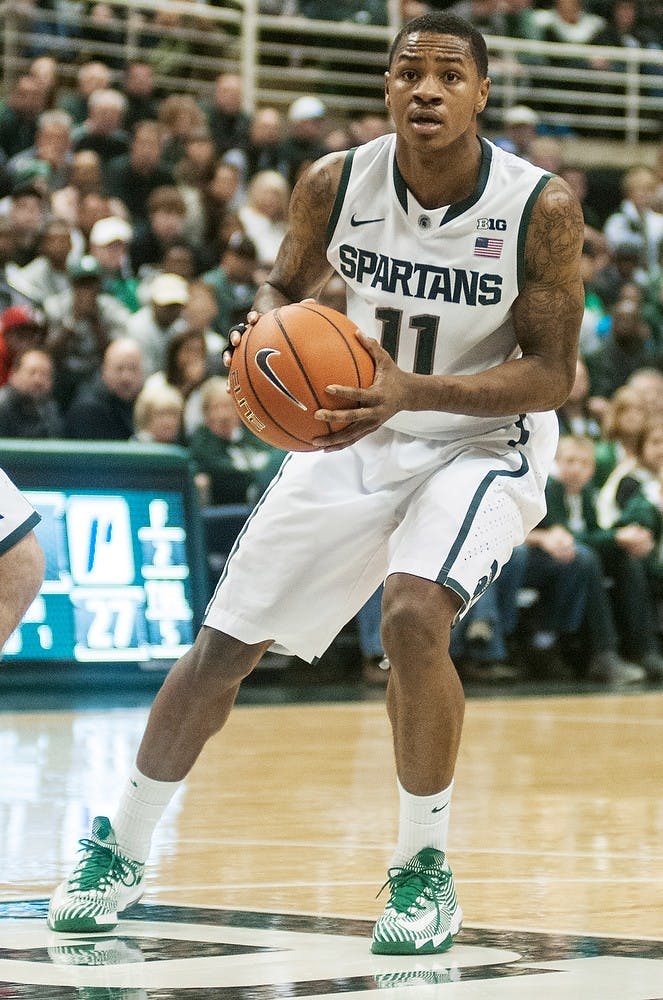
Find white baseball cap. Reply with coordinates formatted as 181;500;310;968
89;216;133;247
150;273;189;306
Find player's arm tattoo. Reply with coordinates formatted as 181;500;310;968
512;176;585;402
253;154;342;312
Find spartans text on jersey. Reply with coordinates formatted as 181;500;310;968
338;244;503;305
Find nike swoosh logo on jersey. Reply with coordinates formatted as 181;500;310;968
350;213;386;226
255;348;307;410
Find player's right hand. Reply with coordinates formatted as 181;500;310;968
222;312;261;368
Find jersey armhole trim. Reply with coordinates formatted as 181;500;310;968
0;509;40;556
516;173;552;291
325;147;357;248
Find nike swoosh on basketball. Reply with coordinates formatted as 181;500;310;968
255;348;307;410
350;212;386;226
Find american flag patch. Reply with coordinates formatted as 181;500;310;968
474;236;503;258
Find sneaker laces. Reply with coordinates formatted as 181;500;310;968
70;839;141;894
377;863;452;925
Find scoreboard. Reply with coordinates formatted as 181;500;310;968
1;442;208;666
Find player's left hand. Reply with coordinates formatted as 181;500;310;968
312;334;407;451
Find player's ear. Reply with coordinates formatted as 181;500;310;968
475;77;490;116
384;71;391;110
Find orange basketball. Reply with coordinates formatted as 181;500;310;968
228;302;375;451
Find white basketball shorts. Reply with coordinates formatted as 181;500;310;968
205;411;558;662
0;467;40;556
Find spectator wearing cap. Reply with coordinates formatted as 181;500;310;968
0;76;46;160
0;347;63;438
71;89;130;170
238;170;290;274
130;186;191;275
7;110;73;193
202;73;251;158
125;272;189;376
0;304;46;387
492;105;540;159
11;219;73;306
64;336;144;440
105;122;174;225
202;231;259;337
88;216;140;313
280;96;328;187
44;253;132;410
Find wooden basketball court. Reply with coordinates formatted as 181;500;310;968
1;686;662;997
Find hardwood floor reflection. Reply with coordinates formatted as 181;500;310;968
2;691;662;940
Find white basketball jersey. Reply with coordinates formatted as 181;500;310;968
326;134;552;439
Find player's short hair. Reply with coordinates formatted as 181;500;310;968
388;12;489;79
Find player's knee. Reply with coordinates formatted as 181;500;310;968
187;626;270;687
381;582;456;661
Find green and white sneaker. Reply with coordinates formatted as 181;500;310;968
371;847;462;955
48;816;145;933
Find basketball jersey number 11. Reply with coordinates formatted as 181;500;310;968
376;307;439;376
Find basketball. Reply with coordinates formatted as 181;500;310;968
228;302;375;451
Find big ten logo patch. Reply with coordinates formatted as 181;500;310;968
477;218;507;231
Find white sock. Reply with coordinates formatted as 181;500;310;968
391;778;454;867
112;765;183;863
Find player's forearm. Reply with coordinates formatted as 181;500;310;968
403;354;574;416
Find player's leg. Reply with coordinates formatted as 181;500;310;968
383;575;463;795
136;627;272;781
49;446;392;933
48;626;269;933
371;575;464;956
371;413;557;956
0;531;44;649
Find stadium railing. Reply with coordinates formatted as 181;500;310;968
0;0;661;144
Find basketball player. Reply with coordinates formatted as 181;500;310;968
0;471;43;653
49;13;584;955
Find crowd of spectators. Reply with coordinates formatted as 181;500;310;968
1;3;663;686
452;144;663;688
